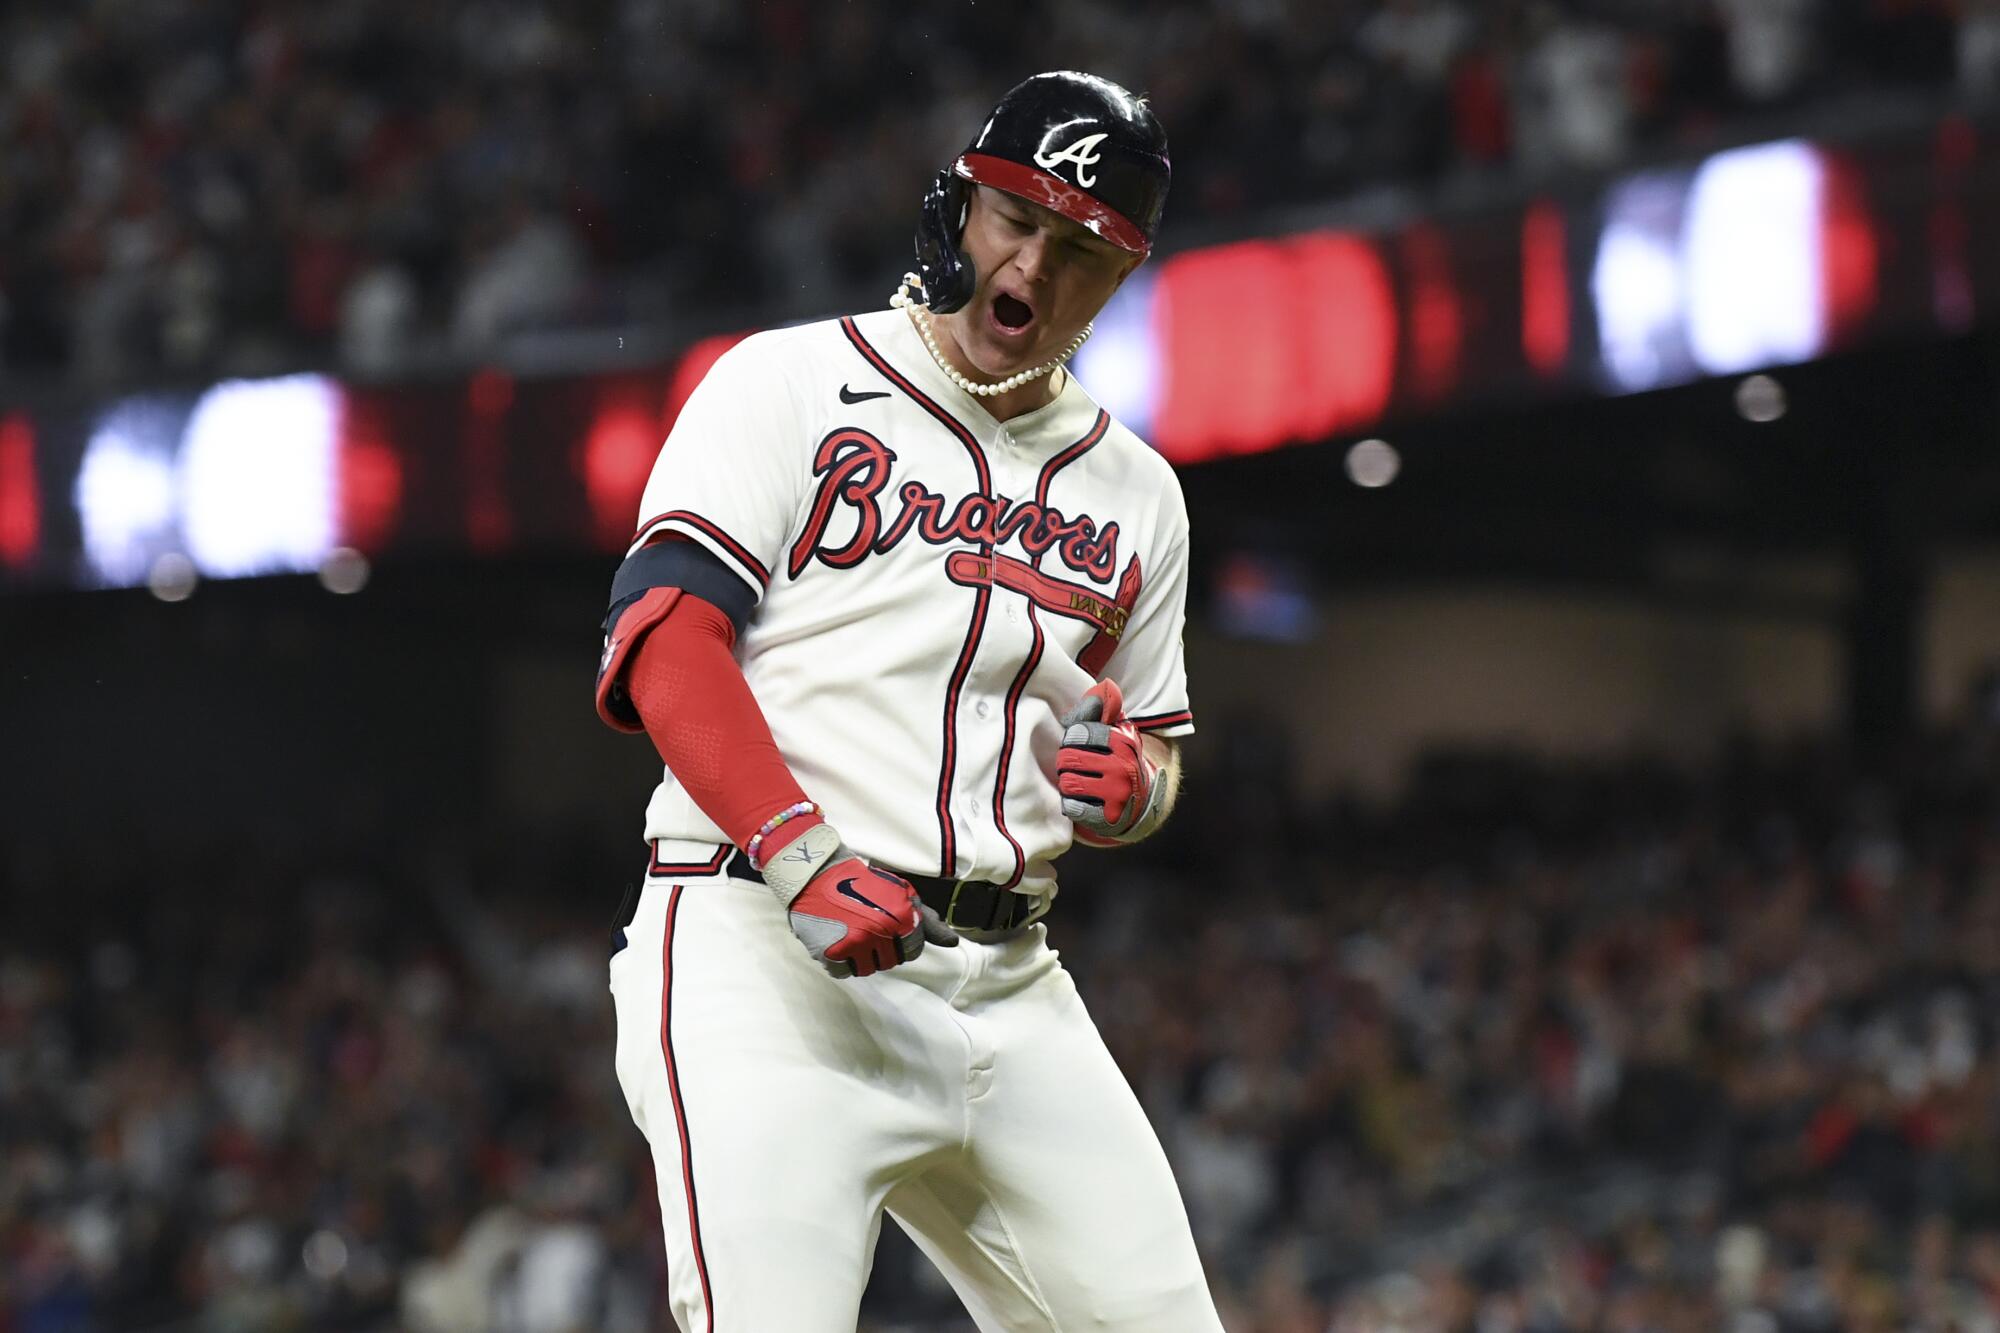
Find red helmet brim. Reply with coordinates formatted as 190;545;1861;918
955;153;1151;255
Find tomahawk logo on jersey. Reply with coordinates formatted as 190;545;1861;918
620;307;1194;897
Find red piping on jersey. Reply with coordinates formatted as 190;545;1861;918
938;592;995;880
841;316;993;881
648;844;731;879
659;884;716;1331
839;318;989;488
1129;708;1194;732
1037;413;1111;510
992;616;1045;890
634;509;772;589
989;409;1112;889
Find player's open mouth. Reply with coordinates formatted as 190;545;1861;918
990;292;1035;336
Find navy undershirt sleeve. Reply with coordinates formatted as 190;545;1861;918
603;539;757;638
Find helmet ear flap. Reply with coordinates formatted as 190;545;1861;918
913;167;976;314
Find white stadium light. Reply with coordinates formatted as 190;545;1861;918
180;375;341;578
1069;270;1159;440
1590;176;1687;394
1683;141;1825;375
75;404;182;587
1734;373;1788;423
1345;438;1400;488
318;546;371;595
147;551;198;602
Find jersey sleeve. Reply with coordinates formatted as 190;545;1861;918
1103;529;1194;738
628;335;814;599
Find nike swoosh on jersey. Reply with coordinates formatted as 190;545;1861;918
838;384;891;404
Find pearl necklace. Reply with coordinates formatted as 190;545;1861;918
890;273;1091;399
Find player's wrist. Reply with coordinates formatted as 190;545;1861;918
745;801;826;870
757;820;844;903
1118;760;1171;840
1072;753;1166;845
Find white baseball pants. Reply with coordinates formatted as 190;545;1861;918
607;844;1223;1332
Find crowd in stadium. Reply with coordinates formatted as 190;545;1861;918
3;0;1997;383
5;707;2000;1331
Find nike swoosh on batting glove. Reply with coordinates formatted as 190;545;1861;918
1057;679;1165;846
758;823;958;978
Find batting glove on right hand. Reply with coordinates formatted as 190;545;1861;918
1058;679;1167;846
758;823;958;978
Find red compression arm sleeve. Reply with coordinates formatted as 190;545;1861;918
624;594;825;857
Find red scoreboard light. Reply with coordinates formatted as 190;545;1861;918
1521;201;1571;378
662;331;751;435
1818;149;1879;346
0;412;38;570
335;395;405;556
1149;231;1397;464
1289;234;1399;444
581;380;666;552
0;125;1959;594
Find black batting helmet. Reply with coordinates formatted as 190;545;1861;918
910;71;1171;314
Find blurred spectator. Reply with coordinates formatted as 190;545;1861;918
6;709;2000;1329
450;197;587;352
1718;0;1817;106
1512;4;1633;173
1963;0;2000;102
1359;0;1473;87
338;251;421;377
4;0;2000;385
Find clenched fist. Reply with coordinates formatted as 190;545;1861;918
1057;679;1167;846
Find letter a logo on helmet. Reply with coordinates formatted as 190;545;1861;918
1034;132;1109;188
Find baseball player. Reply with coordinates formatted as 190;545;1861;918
595;72;1221;1331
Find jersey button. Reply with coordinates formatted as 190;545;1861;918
975;701;991;719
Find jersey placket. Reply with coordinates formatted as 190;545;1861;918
948;423;1038;886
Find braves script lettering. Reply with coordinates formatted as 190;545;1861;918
789;429;1120;582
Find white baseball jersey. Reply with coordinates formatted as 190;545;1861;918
627;305;1195;894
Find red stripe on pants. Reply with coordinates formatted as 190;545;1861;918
660;885;715;1328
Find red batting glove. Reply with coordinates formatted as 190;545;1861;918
1057;680;1162;847
758;823;958;978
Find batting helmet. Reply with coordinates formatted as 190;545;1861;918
910;71;1171;314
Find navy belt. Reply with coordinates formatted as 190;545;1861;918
725;849;1037;933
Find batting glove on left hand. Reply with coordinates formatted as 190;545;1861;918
758;823;958;978
1057;679;1166;846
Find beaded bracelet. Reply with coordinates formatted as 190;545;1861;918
746;801;822;871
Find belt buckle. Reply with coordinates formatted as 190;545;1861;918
944;881;1017;933
944;881;972;931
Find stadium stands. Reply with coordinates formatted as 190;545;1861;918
0;0;1988;383
6;715;1999;1328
